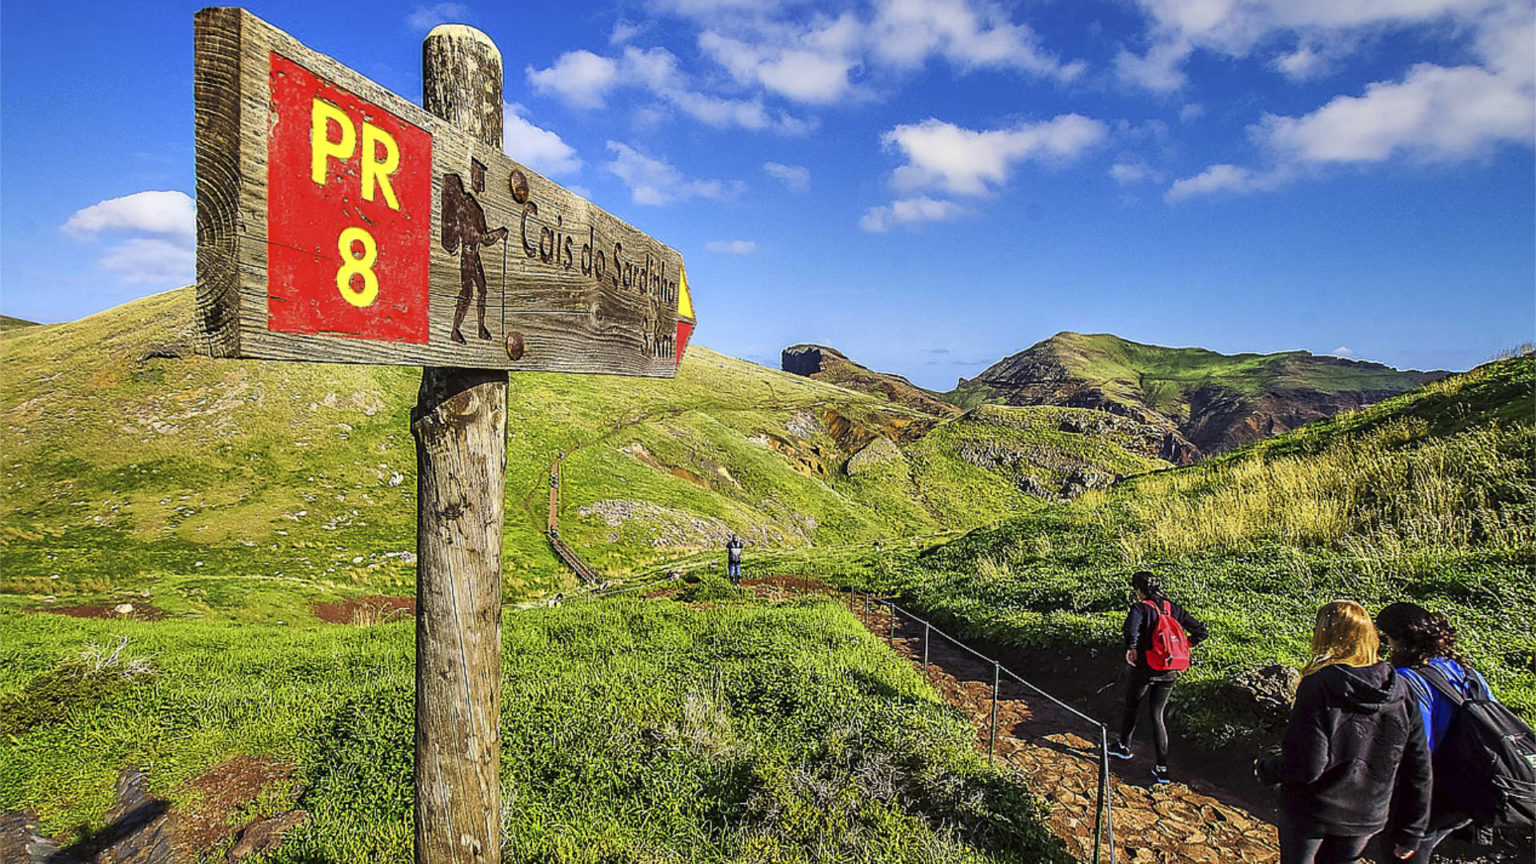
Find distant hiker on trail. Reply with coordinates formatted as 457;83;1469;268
726;535;744;585
1109;570;1207;784
1256;601;1431;864
1374;602;1535;861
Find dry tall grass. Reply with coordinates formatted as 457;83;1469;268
1107;417;1533;563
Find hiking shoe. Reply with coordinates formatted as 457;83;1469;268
1107;740;1132;760
1151;765;1171;785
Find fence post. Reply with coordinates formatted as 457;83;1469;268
922;621;930;680
887;602;894;645
1095;723;1109;864
989;661;1000;766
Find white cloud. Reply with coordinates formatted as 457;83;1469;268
1119;0;1524;92
763;161;811;191
705;239;758;254
1170;55;1535;200
882;115;1107;196
699;14;865;104
1110;161;1158;184
1178;103;1205;122
63;190;193;240
100;238;195;285
611;20;642;44
1165;163;1282;201
860;196;967;232
529;45;808;133
1115;38;1192;92
603;141;745;206
63;190;195;288
1329;346;1356;358
504;104;582;177
870;0;1084;80
406;3;469;31
1259;63;1534;164
527;50;618;109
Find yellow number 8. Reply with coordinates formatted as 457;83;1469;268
336;226;379;307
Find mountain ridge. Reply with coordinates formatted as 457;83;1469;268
947;331;1447;459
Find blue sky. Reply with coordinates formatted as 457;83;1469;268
2;0;1532;390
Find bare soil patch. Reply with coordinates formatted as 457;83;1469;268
312;595;415;625
173;755;295;858
33;603;167;621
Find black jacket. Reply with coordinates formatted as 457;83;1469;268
1257;662;1432;845
726;539;743;563
1122;598;1207;669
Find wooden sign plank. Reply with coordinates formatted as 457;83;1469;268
194;7;695;377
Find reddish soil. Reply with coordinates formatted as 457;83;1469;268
32;603;167;621
173;755;295;858
312;595;415;624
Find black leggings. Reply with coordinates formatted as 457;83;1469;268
1119;667;1175;764
1280;820;1372;864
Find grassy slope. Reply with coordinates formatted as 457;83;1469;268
949;331;1443;415
0;315;39;333
755;357;1536;743
2;289;1163;615
0;590;1065;863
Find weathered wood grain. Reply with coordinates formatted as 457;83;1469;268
413;24;506;864
194;8;683;376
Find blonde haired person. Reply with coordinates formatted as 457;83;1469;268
1256;601;1432;864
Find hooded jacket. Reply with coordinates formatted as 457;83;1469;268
1257;662;1432;845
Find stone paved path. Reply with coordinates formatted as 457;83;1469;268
844;592;1284;864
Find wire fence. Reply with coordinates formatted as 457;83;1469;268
844;588;1118;864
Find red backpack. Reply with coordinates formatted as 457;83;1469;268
1144;600;1191;672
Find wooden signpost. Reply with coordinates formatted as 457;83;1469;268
193;9;696;862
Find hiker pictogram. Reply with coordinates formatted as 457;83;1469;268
441;159;508;344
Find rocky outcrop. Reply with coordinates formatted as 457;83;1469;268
950;332;1445;459
846;436;903;475
783;344;960;417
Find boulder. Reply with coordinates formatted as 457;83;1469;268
1227;665;1300;726
846;436;903;475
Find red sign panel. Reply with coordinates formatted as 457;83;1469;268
267;52;432;343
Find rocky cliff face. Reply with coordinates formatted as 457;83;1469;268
782;344;961;418
948;332;1445;460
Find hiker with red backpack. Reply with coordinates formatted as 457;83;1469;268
1108;571;1208;784
1374;602;1536;861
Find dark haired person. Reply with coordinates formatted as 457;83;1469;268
726;535;744;586
1257;601;1431;864
1375;602;1495;861
1108;570;1208;784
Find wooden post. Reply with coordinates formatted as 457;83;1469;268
414;24;506;864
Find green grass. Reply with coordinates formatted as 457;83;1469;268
2;288;1161;613
0;594;1067;863
949;331;1444;415
736;357;1536;746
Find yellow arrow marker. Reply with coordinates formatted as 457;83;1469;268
677;265;695;322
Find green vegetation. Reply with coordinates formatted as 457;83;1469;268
0;315;39;333
748;356;1536;745
0;594;1066;863
1;288;1161;615
950;331;1445;414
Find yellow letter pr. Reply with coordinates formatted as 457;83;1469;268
361;123;401;210
311;98;355;187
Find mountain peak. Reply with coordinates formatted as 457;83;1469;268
950;333;1446;458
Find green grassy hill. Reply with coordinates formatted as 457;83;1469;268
950;331;1447;458
763;355;1536;743
0;315;39;333
0;288;1164;618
